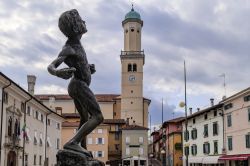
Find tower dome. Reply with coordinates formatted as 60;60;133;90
125;8;141;20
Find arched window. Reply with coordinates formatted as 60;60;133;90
128;64;132;72
8;117;12;136
133;64;137;72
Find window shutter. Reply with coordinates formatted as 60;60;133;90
96;138;98;144
95;151;98;158
203;144;205;153
102;151;105;157
208;143;210;154
246;135;249;148
102;138;105;144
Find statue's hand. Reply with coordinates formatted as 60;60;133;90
89;64;96;74
56;67;76;80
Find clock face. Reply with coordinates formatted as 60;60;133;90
129;75;136;82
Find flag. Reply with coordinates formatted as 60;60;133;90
22;123;27;139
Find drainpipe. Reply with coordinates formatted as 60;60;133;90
44;112;51;166
0;81;11;164
22;97;32;166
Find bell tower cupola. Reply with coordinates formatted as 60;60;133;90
122;5;143;51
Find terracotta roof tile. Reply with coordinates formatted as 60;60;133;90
122;124;148;130
35;94;120;102
103;119;126;124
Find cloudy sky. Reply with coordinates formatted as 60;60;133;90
0;0;249;126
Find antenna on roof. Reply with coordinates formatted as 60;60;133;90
219;73;227;99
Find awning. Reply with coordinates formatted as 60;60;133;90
189;157;204;163
219;154;250;161
203;156;222;164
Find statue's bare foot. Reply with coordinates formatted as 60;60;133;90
63;141;92;157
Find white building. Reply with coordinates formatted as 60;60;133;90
0;72;64;166
182;101;224;166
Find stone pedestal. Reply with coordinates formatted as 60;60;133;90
56;149;104;166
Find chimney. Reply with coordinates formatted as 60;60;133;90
27;75;36;95
189;108;192;115
197;108;200;111
210;98;214;106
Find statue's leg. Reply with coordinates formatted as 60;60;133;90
64;81;103;154
74;99;88;149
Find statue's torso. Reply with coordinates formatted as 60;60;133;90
63;44;91;85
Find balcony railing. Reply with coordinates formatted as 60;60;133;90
109;150;122;156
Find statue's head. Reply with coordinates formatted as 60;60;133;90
58;9;87;38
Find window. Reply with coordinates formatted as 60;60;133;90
214;141;218;154
244;95;250;102
8;117;12;136
139;148;144;155
139;137;143;144
193;118;196;124
133;64;137;72
88;138;92;144
228;137;233;151
246;134;250;148
97;129;103;133
128;64;132;72
131;28;134;32
227;114;232;127
191;144;197;155
27;106;31;116
204;124;208;137
34;131;38;145
56;138;60;149
97;138;103;144
214;110;217;117
34;155;36;165
125;137;130;144
41;114;43;122
115;132;119;140
184;131;189;141
39;155;42;165
35;111;38;119
25;154;28;166
115;144;119;150
126;148;130;155
224;103;233;110
56;123;60;129
248;108;250;122
203;142;210;154
213;122;218;135
184;146;189;156
191;129;197;140
21;102;25;112
204;114;208;120
3;91;8;104
47;137;52;147
97;151;103;157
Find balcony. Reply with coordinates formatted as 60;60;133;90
120;51;145;64
4;135;22;149
109;150;122;156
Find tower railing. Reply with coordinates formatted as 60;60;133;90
121;50;144;55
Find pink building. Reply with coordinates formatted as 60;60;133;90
220;87;250;166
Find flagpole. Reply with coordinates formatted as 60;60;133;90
184;61;188;166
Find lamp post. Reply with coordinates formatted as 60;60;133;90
161;98;166;166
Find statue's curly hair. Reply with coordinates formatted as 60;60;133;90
58;9;85;38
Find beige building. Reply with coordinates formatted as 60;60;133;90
0;72;64;166
219;87;250;165
122;125;148;166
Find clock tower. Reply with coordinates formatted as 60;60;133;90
120;6;147;127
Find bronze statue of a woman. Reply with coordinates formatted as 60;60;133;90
48;9;104;157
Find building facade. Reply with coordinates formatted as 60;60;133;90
122;125;148;166
219;87;250;166
182;102;224;166
163;117;184;166
0;72;63;166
